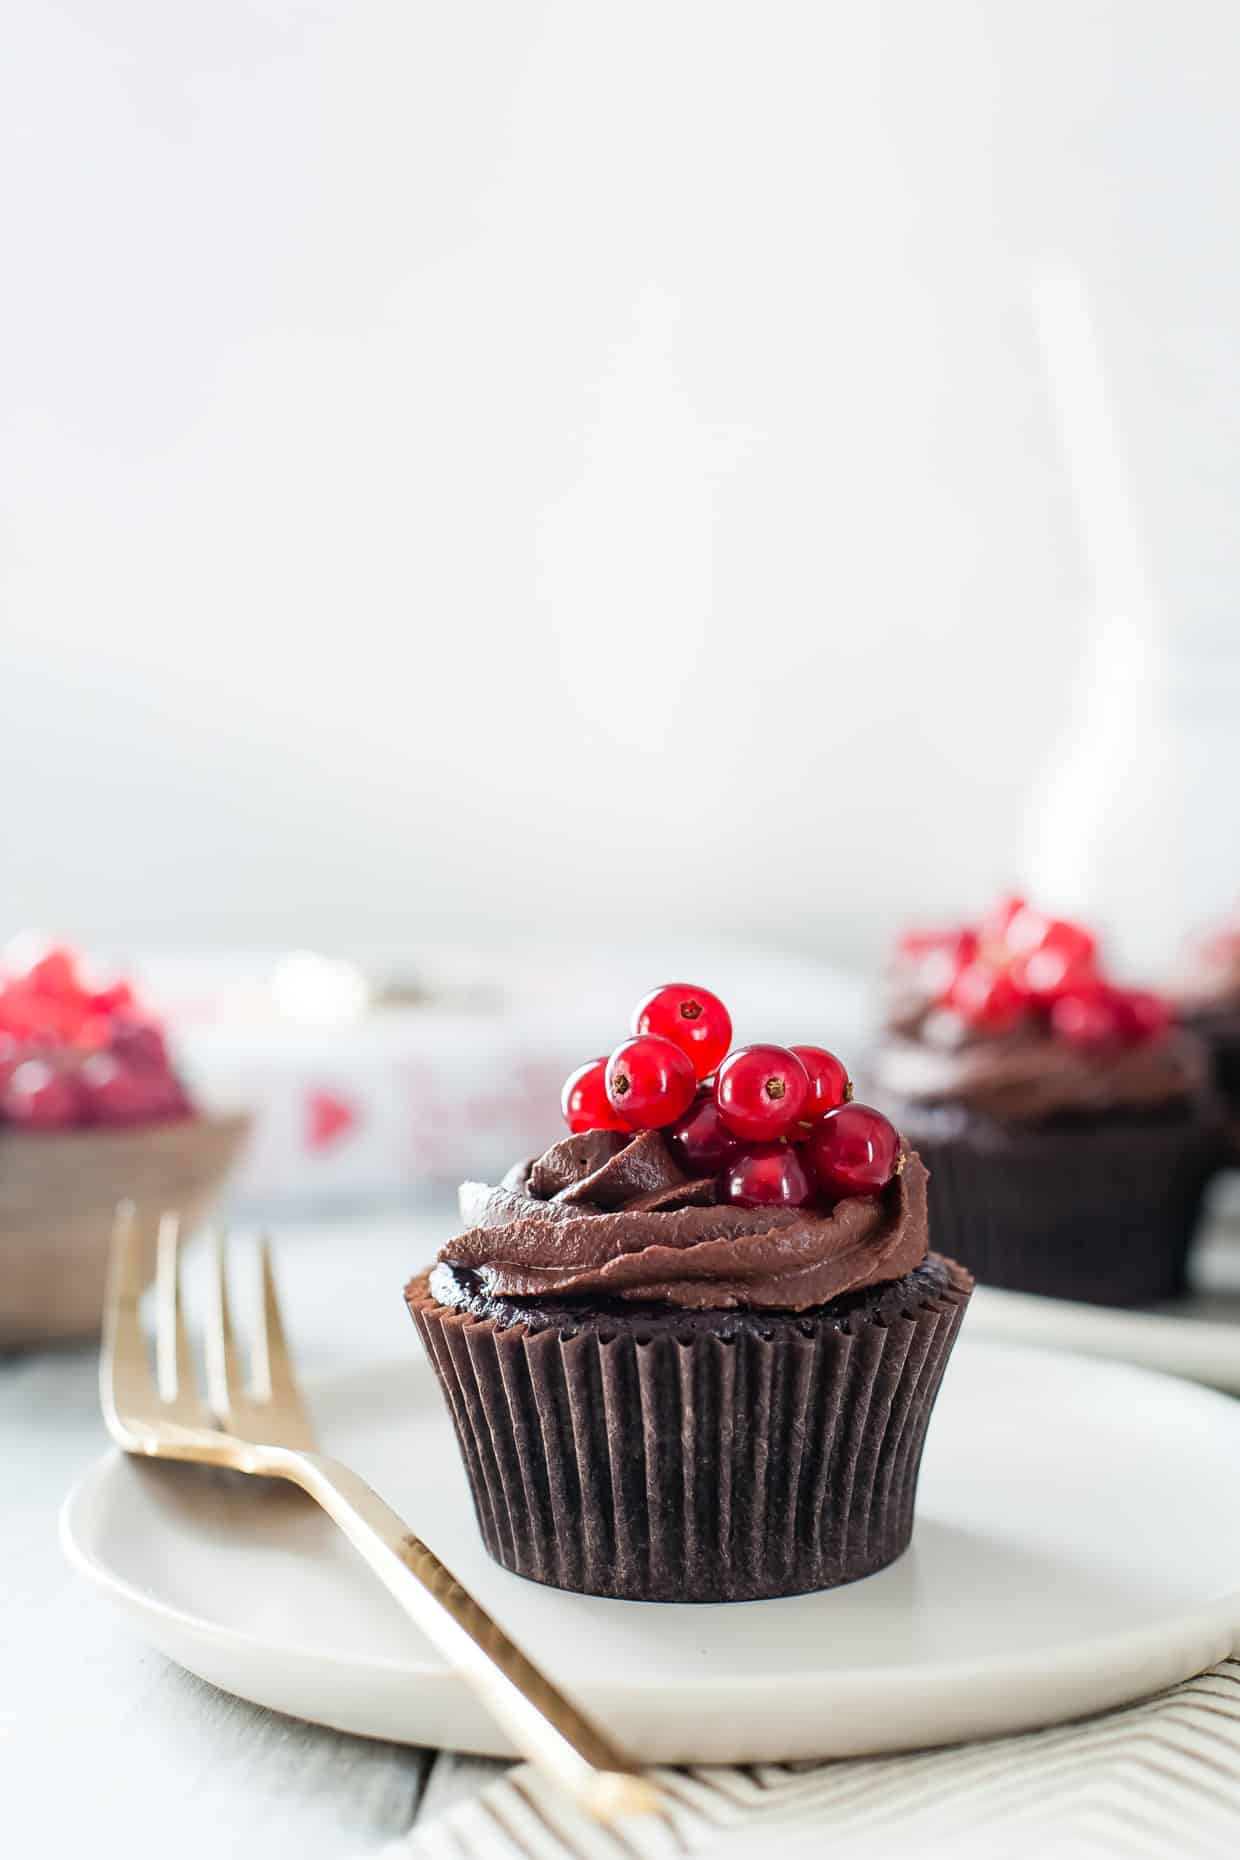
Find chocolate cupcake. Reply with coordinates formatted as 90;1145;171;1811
872;901;1224;1307
406;985;971;1604
1172;927;1240;1161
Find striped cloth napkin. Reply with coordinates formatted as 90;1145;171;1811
400;1660;1240;1859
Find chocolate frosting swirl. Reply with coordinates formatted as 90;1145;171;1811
875;1005;1205;1124
433;1128;928;1313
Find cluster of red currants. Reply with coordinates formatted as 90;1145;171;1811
560;983;901;1211
900;896;1172;1049
0;944;192;1131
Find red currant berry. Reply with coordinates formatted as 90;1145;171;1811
0;986;45;1041
0;1058;82;1129
898;925;979;965
27;948;81;999
1011;919;1097;1001
90;980;135;1017
0;985;83;1044
1113;989;1172;1044
81;1053;190;1125
561;1056;630;1134
790;1046;851;1120
605;1035;696;1129
631;983;732;1080
109;1019;171;1072
979;894;1031;948
71;1015;114;1052
948;962;1026;1032
721;1142;815;1209
926;933;982;1003
807;1103;901;1198
1049;988;1126;1049
898;928;979;1004
714;1043;810;1141
665;1092;740;1172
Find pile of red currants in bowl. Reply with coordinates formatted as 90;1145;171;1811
0;944;192;1131
898;895;1173;1048
560;983;901;1211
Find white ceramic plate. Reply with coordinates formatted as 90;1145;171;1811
968;1285;1240;1392
61;1337;1240;1766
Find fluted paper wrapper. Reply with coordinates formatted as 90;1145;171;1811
900;1108;1220;1307
407;1262;972;1603
1190;1012;1240;1163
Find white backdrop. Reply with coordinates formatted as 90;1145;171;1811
3;3;1238;968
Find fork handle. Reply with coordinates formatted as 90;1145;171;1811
276;1449;657;1821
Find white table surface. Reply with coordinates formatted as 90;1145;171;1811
1;1201;504;1859
7;1199;1240;1859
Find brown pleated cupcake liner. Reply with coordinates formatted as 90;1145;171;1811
407;1260;972;1603
1200;1021;1240;1162
1212;1029;1240;1102
897;1107;1221;1307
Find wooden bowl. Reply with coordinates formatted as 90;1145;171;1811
0;1111;252;1348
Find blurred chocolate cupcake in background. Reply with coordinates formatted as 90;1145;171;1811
870;898;1224;1308
1172;922;1240;1161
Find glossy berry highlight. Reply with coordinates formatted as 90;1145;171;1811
903;927;981;1004
806;1102;901;1198
0;1059;81;1129
948;962;1026;1032
632;983;733;1081
1010;919;1097;1002
605;1035;696;1130
721;1142;815;1209
561;1057;630;1134
979;893;1032;948
714;1043;810;1142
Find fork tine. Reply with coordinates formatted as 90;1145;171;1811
249;1235;317;1449
251;1234;288;1400
100;1202;159;1446
204;1228;242;1425
154;1211;195;1403
103;1199;144;1315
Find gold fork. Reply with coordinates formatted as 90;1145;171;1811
100;1204;658;1822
